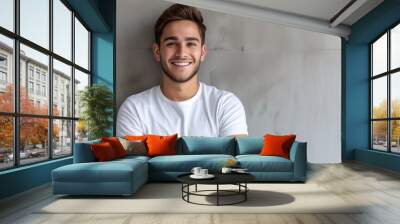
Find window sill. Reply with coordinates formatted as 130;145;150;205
355;148;400;172
0;156;72;175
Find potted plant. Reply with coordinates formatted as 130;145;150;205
79;84;113;140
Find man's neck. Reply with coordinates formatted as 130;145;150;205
160;75;200;101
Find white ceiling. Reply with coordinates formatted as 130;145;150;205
225;0;352;23
224;0;383;25
167;0;384;38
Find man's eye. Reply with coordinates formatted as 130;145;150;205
187;43;197;47
166;43;175;46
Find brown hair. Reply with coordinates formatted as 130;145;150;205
154;4;206;45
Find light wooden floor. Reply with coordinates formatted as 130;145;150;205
1;162;400;224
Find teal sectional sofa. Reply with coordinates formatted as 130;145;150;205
52;137;307;196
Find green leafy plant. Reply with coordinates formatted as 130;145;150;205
79;84;113;140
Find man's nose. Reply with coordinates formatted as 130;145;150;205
175;43;187;57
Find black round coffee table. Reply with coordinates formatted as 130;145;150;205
177;173;255;206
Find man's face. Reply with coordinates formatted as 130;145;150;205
153;20;207;83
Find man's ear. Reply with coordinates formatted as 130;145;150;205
152;43;161;62
200;44;207;62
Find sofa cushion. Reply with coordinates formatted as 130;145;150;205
119;138;147;156
236;136;263;155
101;137;127;158
115;155;150;163
52;158;148;183
178;136;236;155
125;135;148;141
91;142;118;161
260;134;296;159
148;154;235;172
146;134;178;157
236;155;293;172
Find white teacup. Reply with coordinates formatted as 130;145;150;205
199;169;208;176
221;167;232;174
191;167;202;176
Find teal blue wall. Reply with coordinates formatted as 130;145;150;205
66;0;110;32
355;148;400;172
92;33;114;87
0;158;72;199
343;43;370;160
343;0;400;171
91;0;116;135
0;0;115;200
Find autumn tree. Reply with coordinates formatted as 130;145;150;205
372;99;400;143
76;119;87;142
0;84;60;151
0;85;14;149
391;99;400;143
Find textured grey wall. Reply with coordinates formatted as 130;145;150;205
116;0;341;163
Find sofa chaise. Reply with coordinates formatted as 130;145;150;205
52;136;307;196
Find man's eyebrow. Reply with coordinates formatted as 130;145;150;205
185;37;200;42
163;36;178;42
162;36;200;42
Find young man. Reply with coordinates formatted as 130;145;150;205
116;4;248;137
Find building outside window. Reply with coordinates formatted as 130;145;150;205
0;54;7;67
28;81;34;94
42;85;46;97
0;71;7;88
35;70;40;81
35;83;40;95
370;23;400;154
0;0;91;170
54;89;58;101
41;73;46;83
28;67;34;80
0;54;7;88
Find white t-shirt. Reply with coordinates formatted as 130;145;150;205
116;82;248;137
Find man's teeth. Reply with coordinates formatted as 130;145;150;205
172;62;191;66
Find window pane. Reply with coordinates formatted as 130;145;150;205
392;24;400;70
372;33;387;76
74;69;89;118
20;117;49;165
391;72;400;118
0;0;13;31
20;0;49;49
74;18;89;70
53;0;72;60
20;44;49;115
53;59;72;117
0;116;13;170
75;120;88;143
53;119;72;158
372;121;388;151
0;34;14;113
372;77;387;119
391;120;400;153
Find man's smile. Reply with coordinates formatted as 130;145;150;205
170;61;193;67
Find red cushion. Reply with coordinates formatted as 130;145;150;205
125;135;148;141
146;134;178;157
259;134;296;159
101;137;127;158
91;142;118;161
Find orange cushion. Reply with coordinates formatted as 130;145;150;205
91;142;118;161
146;134;178;157
125;135;148;141
259;134;296;159
101;137;127;158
